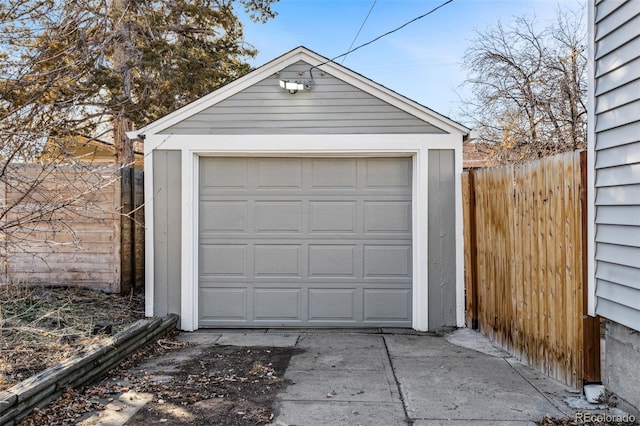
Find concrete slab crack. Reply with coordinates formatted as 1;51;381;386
504;357;571;417
382;335;414;425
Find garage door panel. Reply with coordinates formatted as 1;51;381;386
364;245;411;277
308;289;357;321
309;201;357;232
365;158;412;189
254;245;302;277
199;157;412;327
201;157;249;190
254;288;302;320
201;201;248;233
201;245;247;276
200;288;247;321
364;201;411;233
309;245;356;277
255;201;302;233
310;158;358;189
257;158;303;188
363;289;411;321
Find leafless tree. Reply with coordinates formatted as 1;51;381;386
462;5;587;164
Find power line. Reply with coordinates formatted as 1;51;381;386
313;0;454;71
341;0;378;65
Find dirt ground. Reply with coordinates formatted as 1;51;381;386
1;286;301;425
18;339;301;425
124;345;301;425
0;285;145;392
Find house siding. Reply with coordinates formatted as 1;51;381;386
152;150;182;317
427;149;457;329
593;0;640;333
160;61;446;135
591;0;640;411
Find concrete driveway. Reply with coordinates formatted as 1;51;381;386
80;328;599;425
177;329;578;425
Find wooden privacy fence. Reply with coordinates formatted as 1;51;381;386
1;164;143;293
463;150;600;388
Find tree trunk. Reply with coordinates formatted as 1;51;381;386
114;113;133;166
111;0;133;167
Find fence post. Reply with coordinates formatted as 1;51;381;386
468;168;479;330
120;167;133;294
580;150;601;384
133;169;145;292
129;166;137;291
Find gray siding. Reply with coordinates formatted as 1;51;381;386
161;61;446;135
153;150;182;317
428;149;456;330
593;0;640;331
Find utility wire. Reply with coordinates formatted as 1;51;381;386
312;0;454;71
341;0;378;65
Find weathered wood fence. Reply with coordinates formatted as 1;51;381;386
1;165;144;293
120;167;145;293
463;150;600;387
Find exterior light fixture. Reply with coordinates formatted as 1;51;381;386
279;80;305;94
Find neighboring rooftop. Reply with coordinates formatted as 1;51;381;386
463;139;495;169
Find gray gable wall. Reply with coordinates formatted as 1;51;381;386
161;61;447;135
593;0;640;331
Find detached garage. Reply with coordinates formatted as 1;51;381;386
132;47;469;331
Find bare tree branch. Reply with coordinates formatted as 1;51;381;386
461;5;587;164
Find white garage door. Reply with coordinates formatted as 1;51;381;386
198;157;412;327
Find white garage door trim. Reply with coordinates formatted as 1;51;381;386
143;134;464;331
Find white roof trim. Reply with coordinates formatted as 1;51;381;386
132;46;470;138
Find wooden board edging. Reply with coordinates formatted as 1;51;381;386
0;314;178;425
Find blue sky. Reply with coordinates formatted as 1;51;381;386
239;0;586;125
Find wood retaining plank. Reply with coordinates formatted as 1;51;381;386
0;315;178;425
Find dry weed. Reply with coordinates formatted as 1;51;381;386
0;284;144;391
